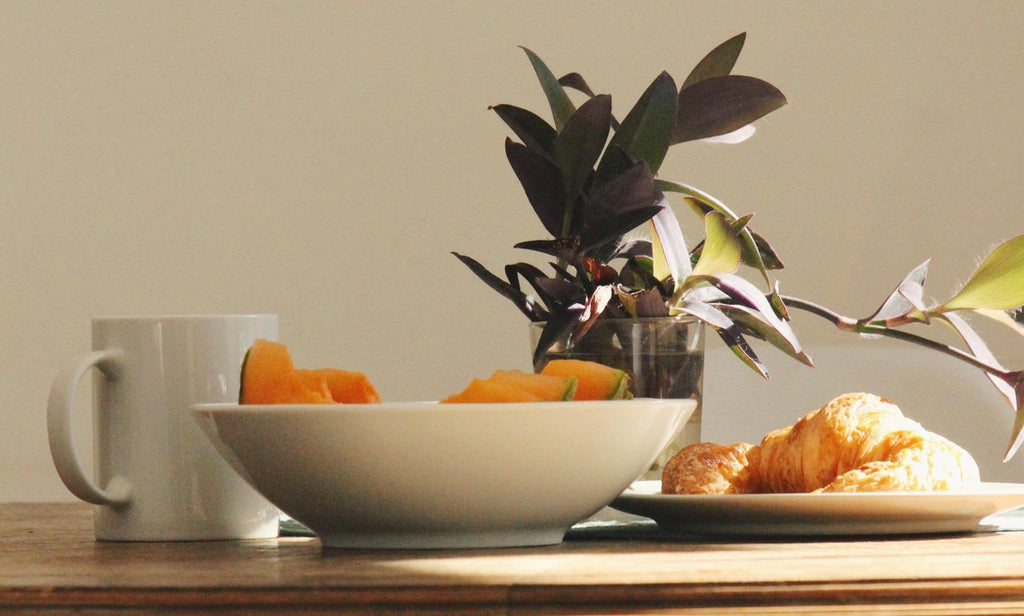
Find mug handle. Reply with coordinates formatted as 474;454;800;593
47;348;132;506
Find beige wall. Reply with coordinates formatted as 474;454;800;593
3;1;1022;501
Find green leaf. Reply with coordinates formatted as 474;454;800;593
941;235;1024;311
673;75;787;144
974;307;1024;339
598;71;678;179
750;229;785;270
681;32;746;90
520;47;576;132
688;211;742;279
657;179;776;284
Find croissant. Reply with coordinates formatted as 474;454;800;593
662;393;981;495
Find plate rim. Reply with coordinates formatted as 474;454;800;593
610;480;1024;536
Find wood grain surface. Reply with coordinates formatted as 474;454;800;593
3;503;1024;614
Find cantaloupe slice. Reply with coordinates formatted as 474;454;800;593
489;369;577;401
539;359;631;400
440;378;545;404
296;368;381;404
239;339;332;404
239;339;380;405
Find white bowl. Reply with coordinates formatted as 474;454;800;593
191;398;695;549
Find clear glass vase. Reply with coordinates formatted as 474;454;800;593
530;316;704;480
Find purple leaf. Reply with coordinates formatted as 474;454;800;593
534;276;587;310
673;75;787;144
634;288;670;317
513;238;580;263
555;95;612;207
453;252;547;321
582;163;661;249
558;72;597;97
490;104;557;156
505;138;565;238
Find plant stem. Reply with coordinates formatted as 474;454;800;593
780;295;1011;378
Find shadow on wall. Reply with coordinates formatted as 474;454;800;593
703;340;1024;483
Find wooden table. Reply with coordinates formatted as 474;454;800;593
4;503;1024;614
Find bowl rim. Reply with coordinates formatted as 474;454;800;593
192;397;695;416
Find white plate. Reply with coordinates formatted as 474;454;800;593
611;480;1024;536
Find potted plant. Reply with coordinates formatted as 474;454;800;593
453;33;1024;464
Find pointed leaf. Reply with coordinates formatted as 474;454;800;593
504;262;560;304
658;179;775;284
688;211;742;279
599;71;678;179
504;138;565;238
940;311;1017;404
672;299;736;330
520;46;576;131
714;326;769;379
513;238;579;263
1002;371;1024;460
942;235;1024;311
681;32;746;90
559;72;622;132
974;307;1024;340
452;252;547;321
864;260;930;323
750;230;785;270
490;104;557;156
692;272;804;359
650;201;692;288
555;95;612;206
534;276;587;310
673;75;786;144
719;303;813;366
558;72;597;97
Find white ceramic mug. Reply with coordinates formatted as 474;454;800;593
47;314;280;541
